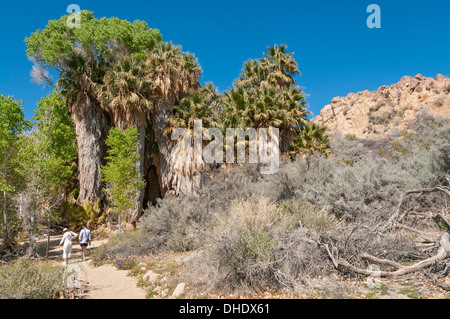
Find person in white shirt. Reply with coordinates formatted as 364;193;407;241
79;225;92;262
58;228;78;266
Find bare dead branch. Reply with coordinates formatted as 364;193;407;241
325;232;450;278
395;223;436;243
382;187;450;232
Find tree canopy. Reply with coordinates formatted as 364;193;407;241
25;10;162;97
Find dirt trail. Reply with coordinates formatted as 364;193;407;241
38;234;146;299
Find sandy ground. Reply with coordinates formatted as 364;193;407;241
82;263;146;299
37;234;146;299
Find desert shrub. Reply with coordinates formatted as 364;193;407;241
434;95;447;107
372;101;385;112
91;244;109;266
113;256;137;270
393;112;450;186
259;112;450;221
204;197;282;289
281;201;336;235
368;109;397;125
140;195;210;252
259;155;403;221
345;134;359;141
90;228;154;264
89;166;264;260
0;258;63;299
192;197;333;292
198;164;263;210
140;165;264;253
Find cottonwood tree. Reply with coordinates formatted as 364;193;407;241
17;92;77;256
0;95;31;251
101;127;146;230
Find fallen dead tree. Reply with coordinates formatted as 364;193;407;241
320;178;450;280
323;232;450;278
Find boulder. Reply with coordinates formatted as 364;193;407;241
423;78;435;91
144;270;162;284
172;283;186;298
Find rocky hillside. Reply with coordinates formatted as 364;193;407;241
313;74;450;139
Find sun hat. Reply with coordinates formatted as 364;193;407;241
62;228;69;233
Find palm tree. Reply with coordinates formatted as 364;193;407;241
234;60;268;89
223;44;308;151
146;42;202;196
220;84;309;151
61;64;110;206
261;44;300;89
96;57;154;223
220;86;253;129
289;122;331;170
165;82;220;135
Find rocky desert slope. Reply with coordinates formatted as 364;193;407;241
313;74;450;139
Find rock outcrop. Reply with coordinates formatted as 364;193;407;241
313;74;450;139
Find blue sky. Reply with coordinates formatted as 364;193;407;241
0;0;449;120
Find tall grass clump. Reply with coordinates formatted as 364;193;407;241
0;258;63;299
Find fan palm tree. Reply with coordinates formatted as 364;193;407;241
261;44;300;89
234;60;268;89
165;82;220;135
220;86;253;129
221;84;310;151
96;57;155;223
289;122;331;170
146;42;202;196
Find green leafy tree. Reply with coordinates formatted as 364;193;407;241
0;95;31;249
101;127;146;229
17;92;77;255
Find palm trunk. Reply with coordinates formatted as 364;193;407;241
133;121;146;223
71;92;109;205
152;98;202;197
152;98;174;197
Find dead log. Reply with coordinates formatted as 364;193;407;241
325;232;450;278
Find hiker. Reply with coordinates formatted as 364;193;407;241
79;225;92;262
58;228;78;266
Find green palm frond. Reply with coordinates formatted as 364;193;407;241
289;122;331;159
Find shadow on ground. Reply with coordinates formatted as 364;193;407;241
36;235;93;264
